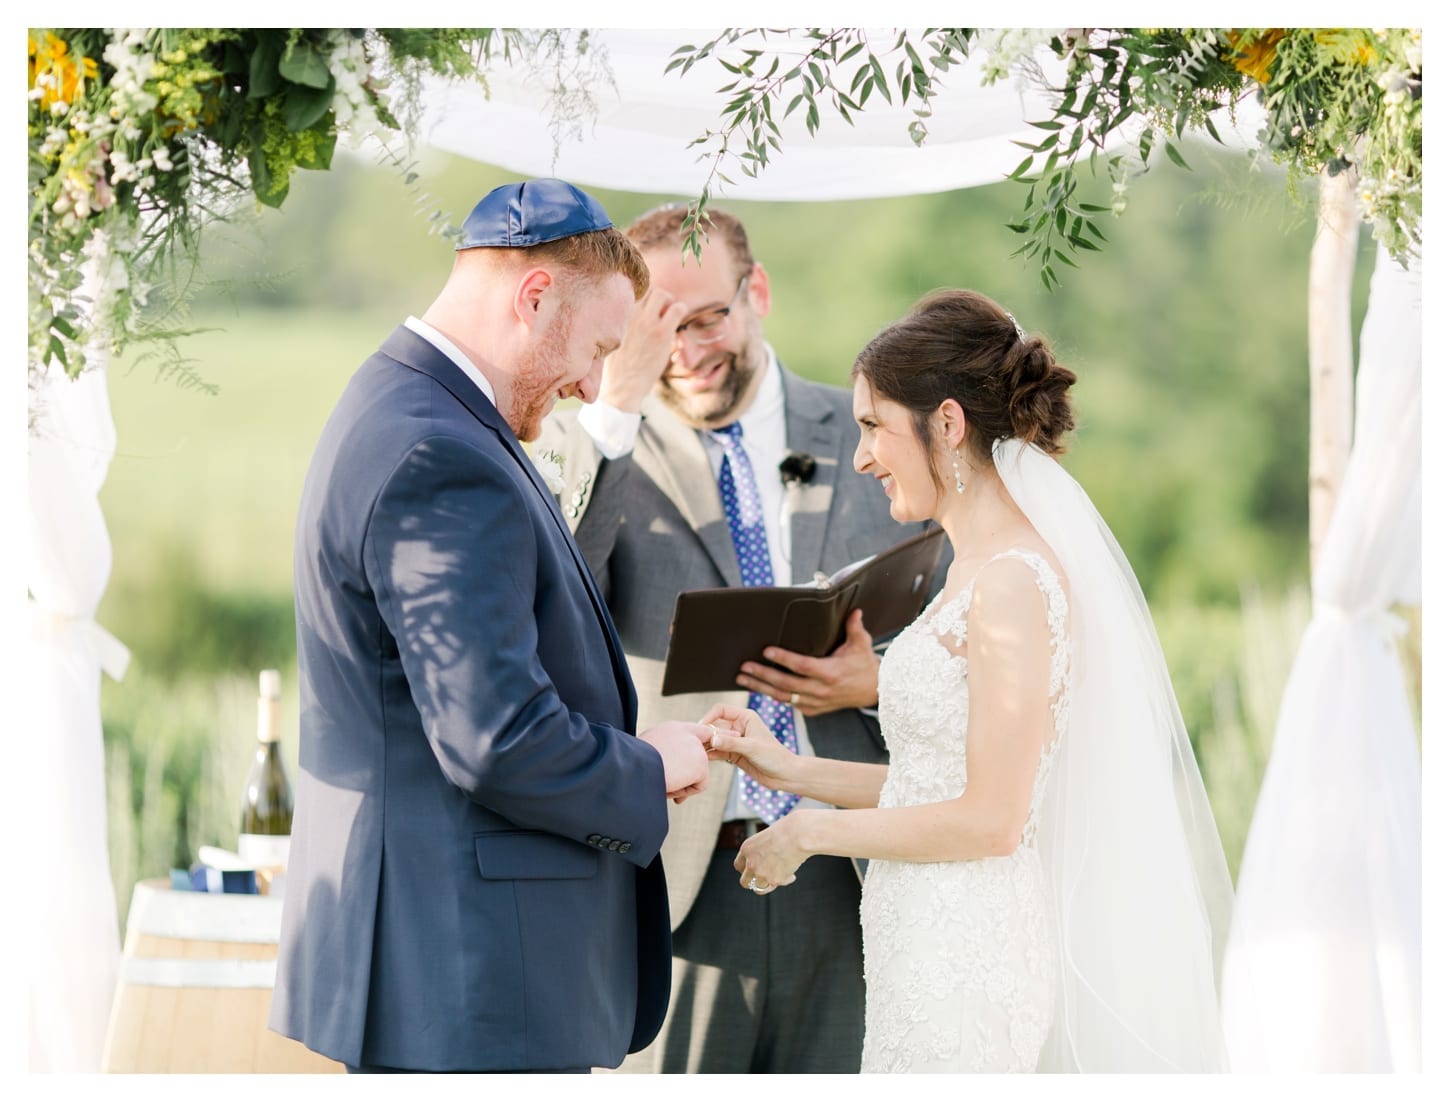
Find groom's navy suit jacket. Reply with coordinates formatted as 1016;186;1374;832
269;326;673;1071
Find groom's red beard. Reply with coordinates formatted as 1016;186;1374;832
508;302;575;442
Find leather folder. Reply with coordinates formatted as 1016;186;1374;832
661;525;947;695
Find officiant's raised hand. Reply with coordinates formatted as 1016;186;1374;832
598;285;691;414
736;609;880;716
639;721;714;803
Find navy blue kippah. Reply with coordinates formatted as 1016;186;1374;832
455;178;614;249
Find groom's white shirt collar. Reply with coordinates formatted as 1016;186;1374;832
404;316;497;407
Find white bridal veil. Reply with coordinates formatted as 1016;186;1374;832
994;438;1238;1072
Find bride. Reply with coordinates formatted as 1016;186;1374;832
704;289;1235;1072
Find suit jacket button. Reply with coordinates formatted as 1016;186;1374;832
607;839;622;852
587;834;602;846
618;842;632;854
566;506;579;518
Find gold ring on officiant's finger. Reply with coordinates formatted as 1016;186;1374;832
789;692;800;706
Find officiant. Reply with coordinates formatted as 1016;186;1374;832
539;205;946;1073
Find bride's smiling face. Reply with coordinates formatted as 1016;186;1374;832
852;375;942;522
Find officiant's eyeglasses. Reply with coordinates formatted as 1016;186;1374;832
674;275;749;346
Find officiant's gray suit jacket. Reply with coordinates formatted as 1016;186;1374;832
539;369;941;927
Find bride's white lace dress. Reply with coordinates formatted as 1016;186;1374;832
860;548;1070;1073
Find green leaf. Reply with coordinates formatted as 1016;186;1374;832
1030;118;1064;131
785;93;805;117
51;314;77;340
1203;113;1224;145
282;79;335;132
278;38;331;89
295;125;336;171
1008;154;1035;180
1069;234;1102;251
248;33;284;98
1079;202;1110;212
1053;248;1078;268
869;52;888;96
1174;99;1190;138
1083;220;1107;241
1164;141;1190;170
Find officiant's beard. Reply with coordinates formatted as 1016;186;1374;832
655;328;766;430
509;303;575;442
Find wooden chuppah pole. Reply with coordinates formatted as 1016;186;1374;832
1305;169;1358;571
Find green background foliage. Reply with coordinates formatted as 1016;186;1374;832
97;140;1412;922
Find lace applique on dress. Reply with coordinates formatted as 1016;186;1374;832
859;549;1071;1072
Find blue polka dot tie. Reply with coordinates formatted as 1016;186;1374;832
710;422;800;822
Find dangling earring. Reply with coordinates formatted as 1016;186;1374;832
952;449;966;495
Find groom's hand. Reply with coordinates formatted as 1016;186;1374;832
639;721;712;803
737;609;880;715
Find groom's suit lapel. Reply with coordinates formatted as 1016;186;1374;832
379;326;637;726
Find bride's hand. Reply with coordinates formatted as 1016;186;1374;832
700;703;800;793
734;811;813;894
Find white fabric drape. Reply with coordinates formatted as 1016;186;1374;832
1220;244;1421;1072
27;257;130;1071
417;30;1265;202
420;29;1072;200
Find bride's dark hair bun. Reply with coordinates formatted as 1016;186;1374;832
1001;334;1076;456
851;289;1076;485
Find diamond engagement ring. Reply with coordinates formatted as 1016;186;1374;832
748;876;768;894
790;692;800;706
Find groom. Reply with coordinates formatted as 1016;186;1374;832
270;179;712;1073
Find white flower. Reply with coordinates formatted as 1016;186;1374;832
531;450;566;495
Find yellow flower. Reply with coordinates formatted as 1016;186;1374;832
28;32;99;111
1314;29;1378;66
1226;29;1285;85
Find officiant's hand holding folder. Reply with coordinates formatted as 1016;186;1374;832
661;526;947;696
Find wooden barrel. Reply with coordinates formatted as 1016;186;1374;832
103;878;342;1073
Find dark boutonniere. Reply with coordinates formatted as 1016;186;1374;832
779;451;817;486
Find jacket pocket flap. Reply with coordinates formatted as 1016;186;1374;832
474;830;600;880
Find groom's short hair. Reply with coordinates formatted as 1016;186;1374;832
507;229;651;300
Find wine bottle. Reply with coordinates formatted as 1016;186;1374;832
238;669;293;872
